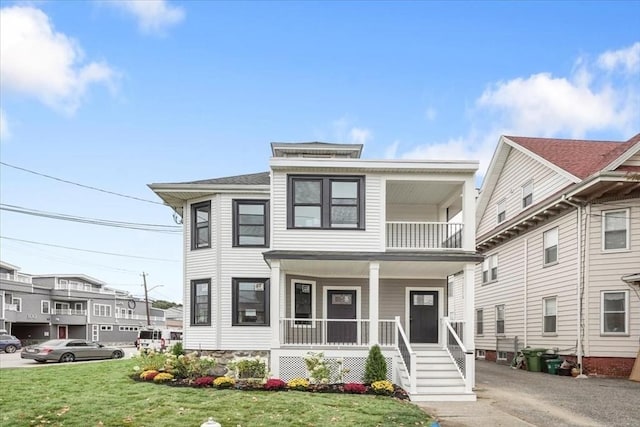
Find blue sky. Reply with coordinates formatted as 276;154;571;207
1;1;639;303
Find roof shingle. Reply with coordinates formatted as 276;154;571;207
181;171;270;185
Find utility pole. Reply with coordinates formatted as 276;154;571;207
142;272;150;326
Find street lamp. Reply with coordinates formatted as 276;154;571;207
142;272;163;326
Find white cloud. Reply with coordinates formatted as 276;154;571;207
598;42;640;74
384;140;400;158
0;6;116;115
0;108;9;140
106;0;185;35
349;127;372;145
328;117;373;145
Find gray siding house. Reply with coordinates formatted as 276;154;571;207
1;261;166;345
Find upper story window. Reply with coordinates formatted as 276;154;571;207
601;290;628;335
41;300;50;314
191;201;211;250
12;297;22;312
495;304;505;335
543;297;557;334
602;209;629;251
543;227;559;266
233;200;269;247
287;175;365;229
522;181;533;208
496;199;506;224
191;279;211;326
482;254;498;283
93;303;111;317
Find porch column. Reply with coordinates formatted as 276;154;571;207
462;176;476;251
270;260;281;348
462;263;475;351
369;261;380;346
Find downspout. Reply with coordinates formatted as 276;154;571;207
523;238;528;347
562;195;586;378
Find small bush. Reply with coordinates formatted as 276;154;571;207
264;378;287;391
364;345;387;383
370;380;394;395
287;377;309;391
232;358;267;379
213;376;235;389
170;342;184;356
343;383;367;394
153;372;174;383
193;376;215;387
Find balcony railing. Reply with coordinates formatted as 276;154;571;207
116;313;165;321
51;309;87;316
280;318;396;346
386;222;463;250
0;272;32;283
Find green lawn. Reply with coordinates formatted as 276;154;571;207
0;358;432;427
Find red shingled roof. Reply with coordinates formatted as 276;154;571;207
505;134;639;179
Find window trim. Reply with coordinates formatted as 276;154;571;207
602;208;630;252
476;349;486;359
521;180;533;209
290;279;316;327
496;199;506;224
232;199;269;247
287;175;365;230
475;309;484;336
495;304;505;336
482;254;498;284
191;201;211;250
93;303;112;317
601;290;629;336
191;279;211;326
543;227;559;266
542;296;557;335
232;278;270;327
12;297;22;312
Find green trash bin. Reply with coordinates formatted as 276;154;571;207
546;359;563;375
540;353;558;373
524;348;546;372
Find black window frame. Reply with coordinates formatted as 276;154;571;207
191;201;211;250
190;279;211;326
232;199;269;247
287;175;365;230
232;278;270;326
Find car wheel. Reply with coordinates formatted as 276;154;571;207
4;345;16;353
112;350;124;359
59;353;75;363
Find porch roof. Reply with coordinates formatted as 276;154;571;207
263;250;482;263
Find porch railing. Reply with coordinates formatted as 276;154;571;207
395;316;416;394
280;318;396;347
386;222;463;250
51;308;87;316
443;317;474;393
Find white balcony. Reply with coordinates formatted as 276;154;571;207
51;309;87;316
386;222;463;250
0;272;32;284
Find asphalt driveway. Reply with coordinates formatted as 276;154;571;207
419;360;640;427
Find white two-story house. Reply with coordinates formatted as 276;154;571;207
150;142;482;400
474;134;640;377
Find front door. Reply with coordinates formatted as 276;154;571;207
58;325;68;339
327;289;357;343
409;290;439;343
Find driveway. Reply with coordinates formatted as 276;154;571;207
419;360;640;427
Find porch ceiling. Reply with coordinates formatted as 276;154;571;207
386;181;462;212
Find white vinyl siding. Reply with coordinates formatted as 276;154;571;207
477;148;573;236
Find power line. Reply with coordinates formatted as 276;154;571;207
1;203;181;233
0;236;179;262
0;161;165;206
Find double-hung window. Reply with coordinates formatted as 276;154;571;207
603;209;629;251
476;309;484;335
522;181;533;208
291;280;315;326
495;305;505;335
601;291;628;335
232;278;270;326
191;201;211;249
288;176;365;229
543;297;557;334
543;227;559;265
233;200;269;247
482;254;498;283
191;279;211;326
496;199;506;224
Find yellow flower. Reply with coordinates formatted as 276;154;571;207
287;378;309;390
370;380;394;395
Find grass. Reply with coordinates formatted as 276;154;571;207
0;358;432;427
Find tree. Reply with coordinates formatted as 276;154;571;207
151;300;181;310
364;344;387;383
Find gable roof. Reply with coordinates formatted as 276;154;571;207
178;171;270;186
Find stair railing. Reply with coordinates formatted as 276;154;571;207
395;316;417;394
443;317;474;393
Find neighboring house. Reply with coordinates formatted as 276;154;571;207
473;134;640;377
150;141;481;401
164;306;184;329
0;261;166;345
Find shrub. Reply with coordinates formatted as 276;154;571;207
303;352;348;384
370;380;394;395
134;350;166;371
364;345;387;383
232;358;267;379
170;342;184;356
193;376;215;387
153;372;174;383
140;370;159;381
264;378;287;391
287;377;309;391
213;376;235;389
343;382;367;394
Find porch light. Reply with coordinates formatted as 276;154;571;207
200;417;221;427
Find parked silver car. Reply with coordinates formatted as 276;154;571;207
21;339;124;363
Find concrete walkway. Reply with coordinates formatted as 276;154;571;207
417;360;640;427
